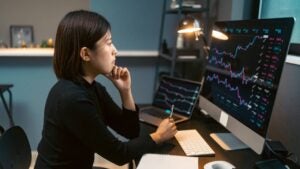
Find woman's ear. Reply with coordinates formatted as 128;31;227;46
80;47;91;62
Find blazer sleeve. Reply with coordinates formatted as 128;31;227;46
61;92;157;165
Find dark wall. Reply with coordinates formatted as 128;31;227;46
90;0;164;50
267;62;300;165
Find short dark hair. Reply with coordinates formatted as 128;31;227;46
53;10;111;80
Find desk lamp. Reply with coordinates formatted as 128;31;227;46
177;15;228;56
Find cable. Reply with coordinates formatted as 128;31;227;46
264;140;289;160
264;138;299;166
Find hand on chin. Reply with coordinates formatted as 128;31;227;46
105;65;131;91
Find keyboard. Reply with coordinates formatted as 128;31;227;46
175;129;215;156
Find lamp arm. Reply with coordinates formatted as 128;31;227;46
201;35;210;57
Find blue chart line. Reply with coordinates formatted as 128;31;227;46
157;86;197;104
206;73;250;107
162;80;199;93
209;56;256;84
211;35;265;59
209;35;267;83
154;79;199;114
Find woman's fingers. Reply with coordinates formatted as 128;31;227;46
111;66;128;79
112;66;117;78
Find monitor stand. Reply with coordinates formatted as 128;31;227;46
210;133;249;151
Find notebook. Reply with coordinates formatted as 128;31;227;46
139;76;201;126
136;154;198;169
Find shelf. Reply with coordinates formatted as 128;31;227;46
159;53;202;62
156;0;210;78
0;48;159;57
0;48;54;57
166;7;209;14
160;53;173;61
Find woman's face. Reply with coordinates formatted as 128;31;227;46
88;31;118;75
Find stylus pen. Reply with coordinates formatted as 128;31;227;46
169;104;174;119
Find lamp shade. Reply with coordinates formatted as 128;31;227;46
212;29;228;40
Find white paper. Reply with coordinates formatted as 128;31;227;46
137;154;198;169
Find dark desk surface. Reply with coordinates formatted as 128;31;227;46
140;111;261;169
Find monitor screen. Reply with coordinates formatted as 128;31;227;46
199;17;294;154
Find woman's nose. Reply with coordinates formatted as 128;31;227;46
113;44;118;56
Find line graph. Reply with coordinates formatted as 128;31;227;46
211;35;265;59
153;78;200;115
206;73;250;107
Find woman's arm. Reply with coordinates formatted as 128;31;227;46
95;84;140;138
106;66;135;111
61;95;156;165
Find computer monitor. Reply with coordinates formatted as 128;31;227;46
199;18;294;154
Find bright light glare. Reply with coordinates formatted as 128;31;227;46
178;27;201;33
212;30;228;40
177;28;228;40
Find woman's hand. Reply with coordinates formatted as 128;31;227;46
106;65;131;92
150;118;177;144
106;65;135;111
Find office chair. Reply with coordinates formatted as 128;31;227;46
0;125;4;135
0;126;31;169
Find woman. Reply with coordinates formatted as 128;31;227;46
34;10;177;169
